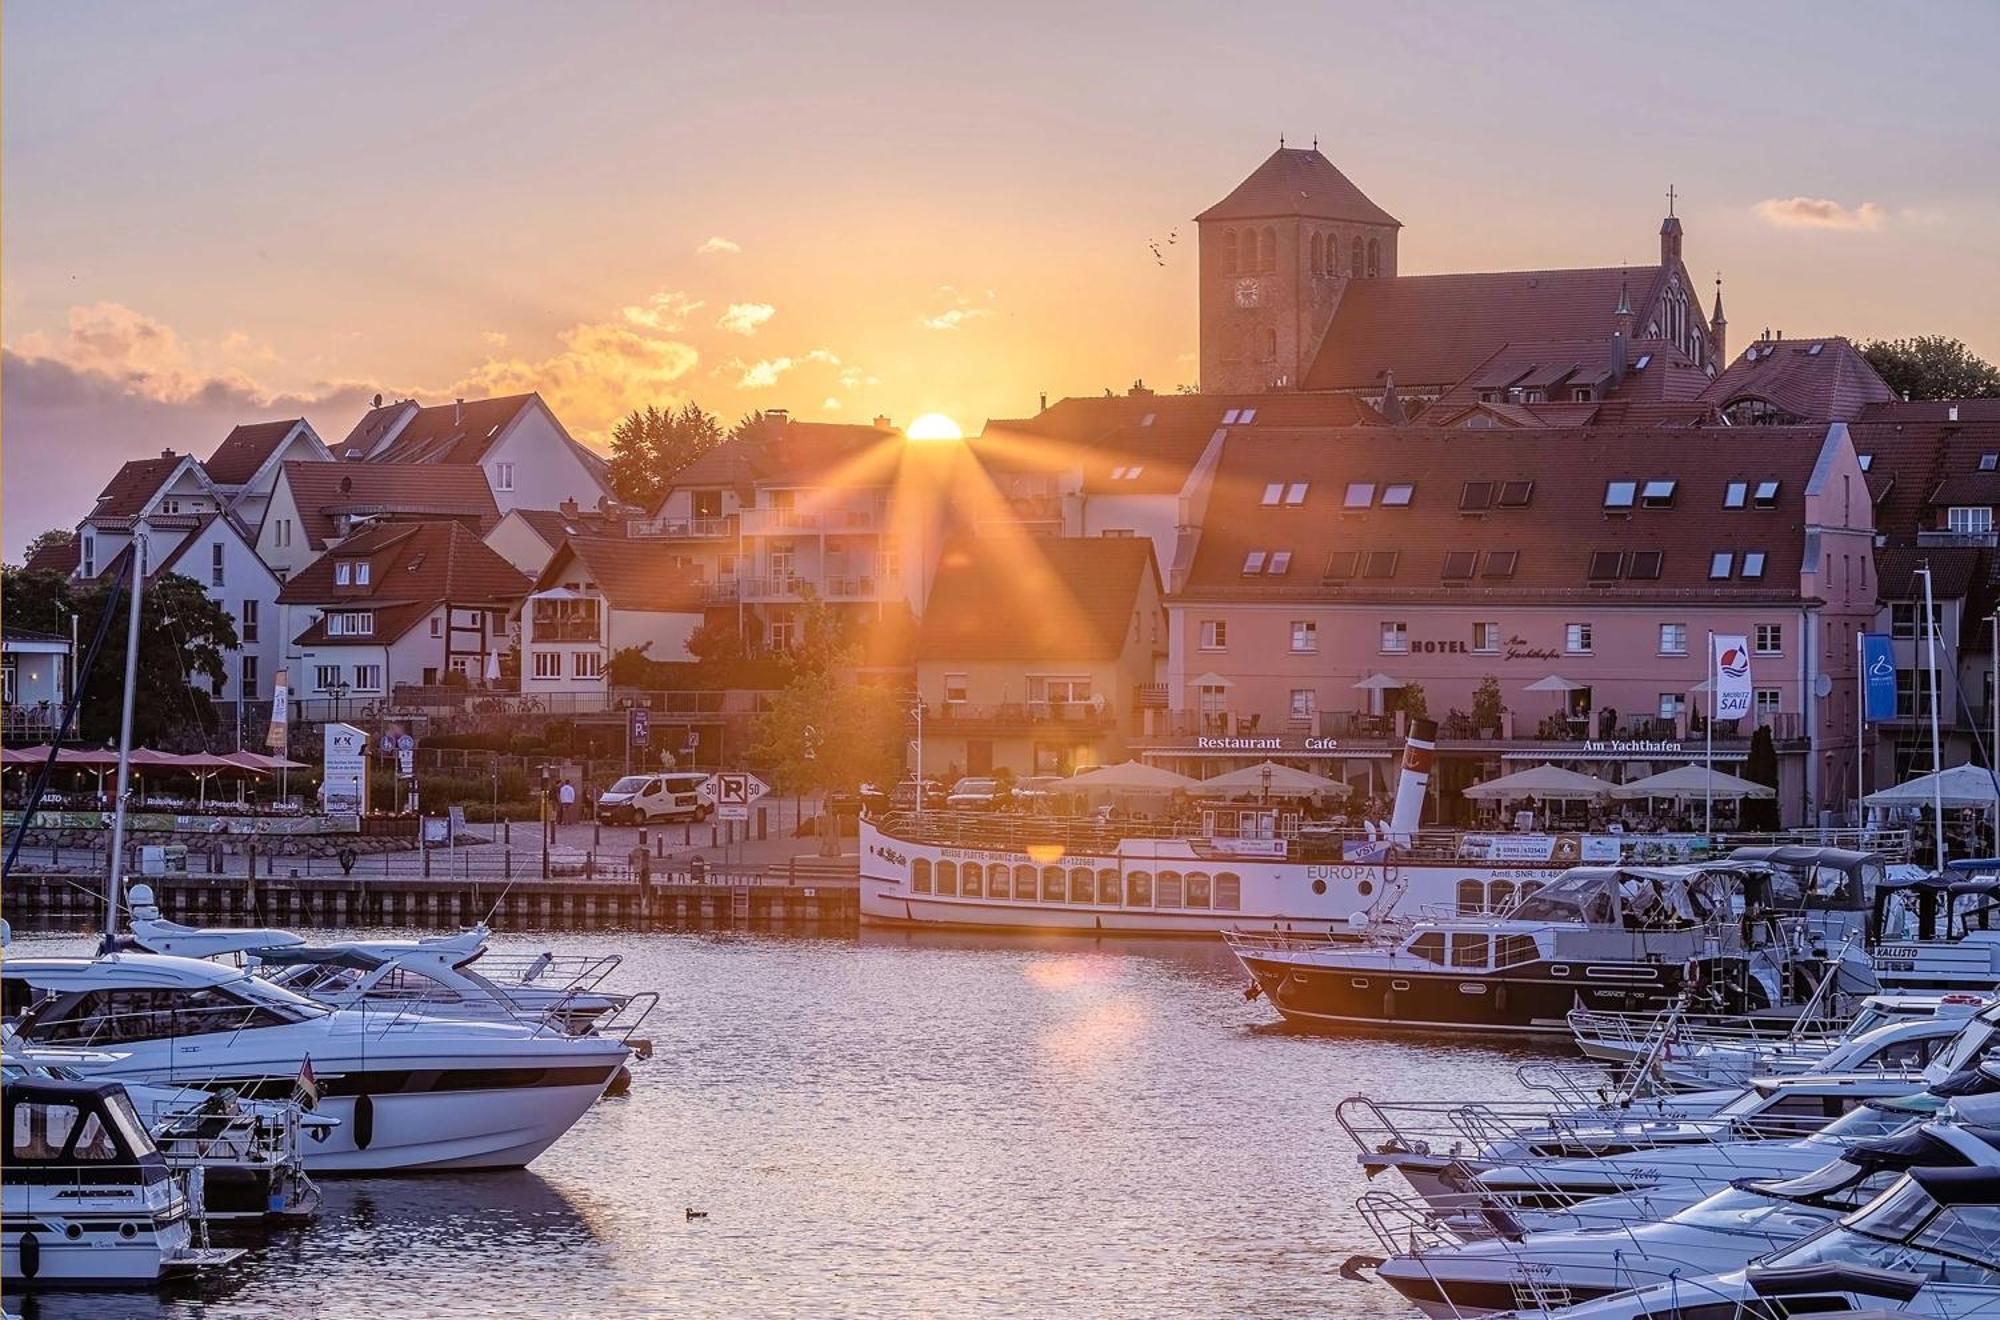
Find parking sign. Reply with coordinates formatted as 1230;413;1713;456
706;771;768;822
629;708;651;747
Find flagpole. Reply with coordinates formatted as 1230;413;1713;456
1922;564;1945;866
1855;628;1865;827
1705;629;1715;834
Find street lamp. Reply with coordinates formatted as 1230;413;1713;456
327;679;351;724
908;698;925;817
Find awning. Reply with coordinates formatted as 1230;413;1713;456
1866;764;2000;811
1523;674;1590;693
1464;763;1616;802
1611;764;1776;801
1197;760;1349;797
1053;760;1202;794
1190;671;1236;689
1352;673;1405;691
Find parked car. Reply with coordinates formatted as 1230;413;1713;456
1010;775;1065;807
945;777;1011;810
886;779;944;812
595;772;714;824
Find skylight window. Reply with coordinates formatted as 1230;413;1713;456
1381;483;1415;507
1627;550;1663;580
1220;407;1257;425
1108;465;1144;481
1724;481;1748;509
1640;479;1677;508
1139;412;1156;427
1239;408;1256;423
1604;481;1638;509
1482;550;1519;579
1982;454;1998;473
1459;481;1494;512
1285;482;1308;506
1241;551;1266;575
1362;550;1399;579
1221;409;1242;425
1265;550;1292;575
1497;480;1534;508
1858;454;1874;472
1632;353;1652;371
1710;552;1734;580
1807;342;1824;357
1261;483;1284;506
1587;550;1624;581
1343;482;1375;509
1441;550;1477;581
1753;480;1780;507
1322;550;1360;581
1741;551;1767;579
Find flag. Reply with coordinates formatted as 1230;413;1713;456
1861;633;1898;723
292;1055;320;1111
1712;634;1753;721
267;669;290;754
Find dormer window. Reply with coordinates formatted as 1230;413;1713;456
1948;507;1995;535
335;562;351;586
327;610;375;637
355;561;370;585
1858;454;1874;472
1639;479;1677;509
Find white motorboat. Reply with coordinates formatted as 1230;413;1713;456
2;1076;243;1287
4;952;630;1173
1514;1164;2000;1319
1369;1119;2000;1317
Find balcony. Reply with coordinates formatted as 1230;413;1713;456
627;514;736;539
929;700;1115;734
741;506;881;536
1918;529;1999;549
528;609;602;643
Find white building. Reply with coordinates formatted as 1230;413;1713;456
522;536;706;695
485;502;627;579
335;392;611;515
146;514;285;705
201;418;333;532
2;627;72;739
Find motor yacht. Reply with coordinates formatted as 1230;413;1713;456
2;1076;243;1287
3;952;630;1172
1869;863;2000;993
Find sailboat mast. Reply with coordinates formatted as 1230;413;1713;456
103;521;147;940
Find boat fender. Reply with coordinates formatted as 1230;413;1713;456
1494;981;1508;1014
1382;989;1396;1020
1242;981;1262;1002
604;1065;634;1098
353;1093;375;1151
19;1231;38;1278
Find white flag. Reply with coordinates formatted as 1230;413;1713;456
1712;634;1752;720
267;669;290;753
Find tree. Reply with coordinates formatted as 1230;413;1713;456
1739;724;1782;832
604;402;729;507
753;668;907;855
1;565;238;747
18;528;73;568
1859;336;2000;401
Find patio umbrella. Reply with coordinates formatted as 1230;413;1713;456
1199;760;1349;798
1053;760;1201;794
1463;763;1615;802
1189;671;1236;689
1;744;55;766
1610;764;1775;802
1865;763;2000;812
1352;673;1405;690
1523;674;1589;693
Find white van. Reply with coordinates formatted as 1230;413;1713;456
595;772;714;824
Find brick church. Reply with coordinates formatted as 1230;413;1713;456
1194;145;1884;427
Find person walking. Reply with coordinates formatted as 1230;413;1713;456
558;777;577;827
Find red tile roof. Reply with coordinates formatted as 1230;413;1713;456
87;453;188;521
1875;545;1985;601
918;535;1158;662
1179;425;1834;604
277;461;501;549
361;395;538;465
533;536;704;613
21;537;80;577
662;417;901;502
280;520;529;644
1196;147;1400;227
1857;399;2000;425
337;400;420;458
509;507;623;548
1851;418;2000;538
1703;337;1893;422
204;419;306;485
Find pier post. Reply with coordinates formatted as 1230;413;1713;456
504;848;512;880
423;845;432;879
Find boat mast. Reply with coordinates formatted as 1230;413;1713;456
1921;563;1945;867
103;519;147;943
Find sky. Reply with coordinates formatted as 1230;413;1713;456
5;0;1998;558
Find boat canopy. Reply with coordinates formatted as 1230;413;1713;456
1509;865;1738;928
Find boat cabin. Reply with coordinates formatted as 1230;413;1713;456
6;1078;168;1186
6;956;328;1048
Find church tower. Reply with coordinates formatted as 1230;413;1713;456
1197;145;1401;394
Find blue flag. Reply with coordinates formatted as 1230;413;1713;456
1862;633;1897;723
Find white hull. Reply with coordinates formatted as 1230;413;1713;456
295;1083;613;1172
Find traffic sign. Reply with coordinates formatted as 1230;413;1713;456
705;771;769;822
629;708;651;748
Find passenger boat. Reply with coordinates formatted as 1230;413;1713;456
2;1077;243;1287
1224;860;1881;1035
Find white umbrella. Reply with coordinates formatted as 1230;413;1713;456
1610;764;1774;802
1463;763;1615;802
1199;760;1349;797
1190;671;1236;689
1865;764;2000;811
1352;673;1405;691
485;649;502;682
1053;760;1200;794
1523;674;1590;693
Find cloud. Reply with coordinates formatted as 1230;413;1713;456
822;396;841;410
481;330;509;347
1753;197;1887;231
918;284;995;331
696;236;741;255
452;319;700;436
620;290;705;330
716;302;775;336
732;348;841;390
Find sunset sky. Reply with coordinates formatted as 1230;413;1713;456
5;0;1997;557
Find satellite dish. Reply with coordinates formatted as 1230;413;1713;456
1814;673;1834;699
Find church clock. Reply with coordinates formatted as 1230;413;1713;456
1233;277;1262;308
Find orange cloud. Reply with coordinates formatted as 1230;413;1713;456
1753;197;1887;231
696;236;741;255
717;302;775;336
454;318;701;438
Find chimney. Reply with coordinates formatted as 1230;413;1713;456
873;414;892;430
454;398;464;424
559;497;579;518
1039;392;1048;413
372;392;384;409
160;448;175;460
766;408;789;423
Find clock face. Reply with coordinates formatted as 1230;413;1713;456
1233;277;1261;308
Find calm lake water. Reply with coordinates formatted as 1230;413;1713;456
8;927;1562;1319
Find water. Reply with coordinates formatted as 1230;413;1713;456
8;929;1564;1319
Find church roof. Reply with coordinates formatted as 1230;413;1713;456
1303;264;1666;391
1195;147;1400;228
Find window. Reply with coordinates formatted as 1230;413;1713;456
493;462;516;492
1482;550;1519;579
1753;480;1781;508
769;618;798;651
1362;550;1399;579
1261;483;1284;506
1640;479;1677;508
1459;481;1494;511
1566;622;1593;654
1724;481;1748;509
1343;482;1375;509
356;560;370;585
1659;623;1689;656
240;598;259;643
1284;482;1307;506
1472;622;1500;654
1126;870;1152;906
1658;692;1687;720
1603;480;1637;509
1106;464;1143;481
1710;552;1734;580
1451;933;1490;968
211;542;226;586
314;664;342;691
81;535;95;577
1200;620;1227;651
1892;601;1944;640
1858;454;1873;472
1289;689;1316;722
1241;551;1265;575
1215;872;1241;911
1755;623;1783;654
1587;550;1624;581
1754;688;1782;724
1982;454;1998;473
1265;551;1292;575
532;651;561;679
1741;551;1767;579
1627;550;1663;580
1949;506;1995;534
327;611;374;637
353;664;382;691
1290;621;1318;653
1381;621;1409;654
1441;550;1477;581
1220;408;1243;424
943;673;968;704
430;615;444;638
1573;387;1594;403
573;651;603;679
335;561;351;586
241;655;259;698
1497;480;1534;508
1322;550;1359;581
1381;483;1414;507
1366;237;1381;277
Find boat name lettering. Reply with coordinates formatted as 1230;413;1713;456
1307;864;1395;883
871;843;908;867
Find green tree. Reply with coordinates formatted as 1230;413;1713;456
1;566;238;746
1739;724;1782;832
1859;336;2000;401
17;528;73;568
604;402;729;507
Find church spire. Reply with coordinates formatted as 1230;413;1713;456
1710;274;1728;363
1659;186;1685;264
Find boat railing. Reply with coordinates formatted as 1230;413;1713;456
151;1099;299;1170
585;989;658;1052
473;950;625;994
1513;1061;1638;1110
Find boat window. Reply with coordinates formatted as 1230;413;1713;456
72;1112;121;1161
1497;934;1539;966
960;862;982;898
1487;880;1517;914
370;966;463;1003
937;860;958;897
912;858;932;893
1770;1223;2000;1285
1097;869;1121;904
1185;872;1212;909
1456;879;1486;914
1069;868;1093;903
1450;934;1490;968
1126;871;1153;906
1156;871;1184;908
1013;864;1036;900
10;1101;81;1161
1917;1204;2000;1269
1041;867;1065;902
1516;881;1544;905
104;1092;153;1157
1215;873;1241;910
1408;932;1446;964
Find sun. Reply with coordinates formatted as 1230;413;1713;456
905;412;963;442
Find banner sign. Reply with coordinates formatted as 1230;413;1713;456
1712;634;1753;721
267;669;290;753
323;722;367;815
1862;633;1898;723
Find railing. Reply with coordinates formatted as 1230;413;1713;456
626;514;736;539
2;703;63;738
929;701;1114;730
526;618;602;643
1917;529;1999;548
740;506;881;535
